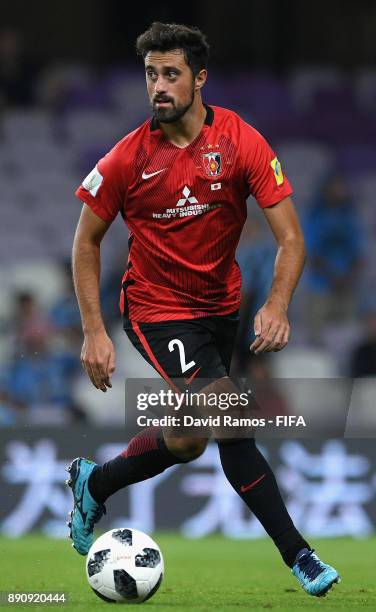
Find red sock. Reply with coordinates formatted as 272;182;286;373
88;427;185;503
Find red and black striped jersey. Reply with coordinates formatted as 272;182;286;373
75;105;292;322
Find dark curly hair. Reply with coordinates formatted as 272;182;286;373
136;22;210;76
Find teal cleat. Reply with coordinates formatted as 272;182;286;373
292;548;340;597
66;457;106;556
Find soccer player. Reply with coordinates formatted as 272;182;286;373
67;22;340;597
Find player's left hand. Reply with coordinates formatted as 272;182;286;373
250;301;290;354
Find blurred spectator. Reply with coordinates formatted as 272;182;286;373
0;392;18;426
303;173;364;327
350;311;376;377
6;291;85;423
0;370;26;426
235;215;276;371
8;332;84;422
50;258;124;337
0;28;39;107
13;291;52;355
50;260;82;349
243;353;289;418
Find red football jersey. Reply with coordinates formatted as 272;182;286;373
75;105;292;322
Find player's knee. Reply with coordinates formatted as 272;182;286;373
165;437;207;462
199;375;240;397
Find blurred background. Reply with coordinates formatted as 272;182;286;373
0;0;375;540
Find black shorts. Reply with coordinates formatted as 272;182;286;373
124;311;239;392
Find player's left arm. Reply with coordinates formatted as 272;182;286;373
250;196;306;354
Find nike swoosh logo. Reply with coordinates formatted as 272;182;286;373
184;366;202;386
142;168;166;180
72;462;88;523
76;486;88;524
240;473;266;493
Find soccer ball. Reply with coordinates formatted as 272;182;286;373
86;528;164;603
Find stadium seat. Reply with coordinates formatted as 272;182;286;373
36;63;96;109
289;67;344;112
229;73;292;120
107;70;150;123
269;347;341;424
346;378;376;436
275;141;334;207
7;141;76;175
64;110;127;152
270;346;339;378
336;145;376;176
1;110;55;143
7;262;66;308
355;68;376;114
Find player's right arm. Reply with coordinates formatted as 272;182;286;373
72;204;116;392
73;139;128;391
239;118;299;354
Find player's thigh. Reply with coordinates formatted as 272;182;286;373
214;310;240;375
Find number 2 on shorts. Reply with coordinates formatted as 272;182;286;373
168;339;196;373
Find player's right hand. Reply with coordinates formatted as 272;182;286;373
81;330;116;392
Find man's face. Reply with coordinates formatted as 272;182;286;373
145;49;198;123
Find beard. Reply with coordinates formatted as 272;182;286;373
152;88;195;123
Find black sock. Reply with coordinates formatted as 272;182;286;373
217;438;309;567
88;427;185;504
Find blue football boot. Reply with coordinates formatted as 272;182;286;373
66;457;106;555
292;548;340;597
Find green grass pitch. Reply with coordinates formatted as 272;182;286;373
0;534;375;610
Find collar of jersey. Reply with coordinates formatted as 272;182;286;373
150;103;214;132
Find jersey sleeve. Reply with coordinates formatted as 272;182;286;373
75;145;126;222
240;123;293;208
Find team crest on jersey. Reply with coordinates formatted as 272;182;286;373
202;152;222;177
